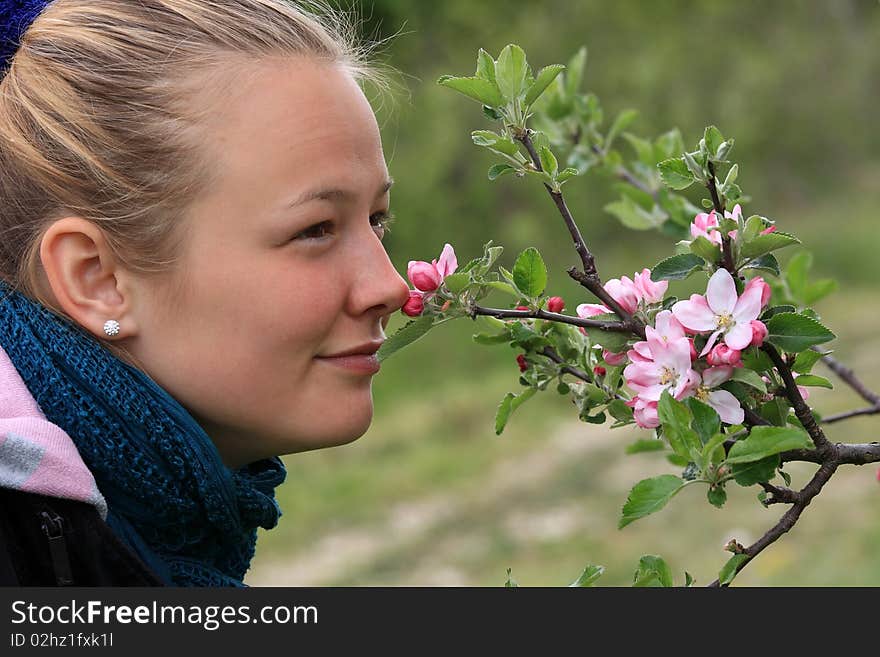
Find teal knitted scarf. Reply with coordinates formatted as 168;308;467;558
0;281;286;586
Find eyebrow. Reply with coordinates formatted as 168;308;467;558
286;178;394;209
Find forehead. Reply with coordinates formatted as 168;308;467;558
203;58;387;199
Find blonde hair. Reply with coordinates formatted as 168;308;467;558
0;0;389;365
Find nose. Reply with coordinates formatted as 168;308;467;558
350;233;412;329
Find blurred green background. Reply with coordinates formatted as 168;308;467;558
247;0;880;586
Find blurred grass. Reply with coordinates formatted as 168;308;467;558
247;1;879;586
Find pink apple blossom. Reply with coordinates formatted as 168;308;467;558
604;276;640;314
407;243;458;292
706;344;743;367
633;269;668;305
402;290;424;317
603;349;627;366
671;268;764;357
547;296;565;313
690;366;744;425
744;276;771;309
627;396;660;429
577;303;611;318
750;320;768;347
623;333;698;402
691;210;723;245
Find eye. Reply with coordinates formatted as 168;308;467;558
370;211;396;237
296;221;333;241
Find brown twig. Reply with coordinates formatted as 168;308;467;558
706;160;735;273
817;351;880;407
758;482;799;505
822;406;880;424
468;303;630;333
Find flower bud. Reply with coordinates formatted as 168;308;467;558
745;277;771;309
516;354;529;372
440;300;452;312
749;319;768;347
593;366;606;377
707;344;743;367
401;290;424;317
687;338;698;361
515;305;531;312
602;349;627;366
407;260;441;292
547;296;565;313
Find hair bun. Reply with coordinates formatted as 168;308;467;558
1;0;53;73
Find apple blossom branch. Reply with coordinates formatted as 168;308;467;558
705;160;736;274
512;127;647;339
467;303;630;332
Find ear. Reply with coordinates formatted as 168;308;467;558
39;217;139;340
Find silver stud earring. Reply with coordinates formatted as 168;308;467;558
103;319;121;337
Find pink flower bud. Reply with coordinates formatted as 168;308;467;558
407;260;441;292
516;354;529;372
440;300;452;312
604;277;640;314
760;226;776;235
515;305;531;312
749;320;768;347
687;338;698;361
745;277;771;309
797;385;810;401
401;290;424;317
602;349;627;366
706;344;743;367
626;396;659;429
578;327;587;335
593;366;606;377
547;296;565;313
633;269;668;305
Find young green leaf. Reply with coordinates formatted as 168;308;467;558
650;253;704;281
726;426;813;464
437;75;505;107
632;555;674;587
604;196;664;231
605;109;639;150
718;554;750;586
625;438;666;454
495;44;530;102
564;46;587;98
442;272;470;294
657;157;695;190
619;475;684;528
794;374;833;389
569;564;605;587
729;367;768;394
524;64;565;107
731;455;780;487
741;254;781;276
704;125;725;157
494;387;538;435
690;235;722;264
740;231;801;260
512;247;548;298
475;48;497;84
707;485;727;508
376;315;434;362
792;349;825;374
539;145;559;177
766;312;836;353
686;398;721;444
488;163;517;181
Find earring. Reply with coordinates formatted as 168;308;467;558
103;320;121;337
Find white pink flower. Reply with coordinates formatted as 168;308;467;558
671;268;764;357
690;366;745;425
706;343;743;367
744;276;771;309
407;243;458;292
627;397;660;429
632;269;668;305
623;332;698;403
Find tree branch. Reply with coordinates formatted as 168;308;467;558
706;160;735;274
468;303;630;332
762;343;832;454
822;405;880;424
817;351;880;407
759;482;799;505
513;128;646;340
539;345;592;383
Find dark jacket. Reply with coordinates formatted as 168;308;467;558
0;487;164;586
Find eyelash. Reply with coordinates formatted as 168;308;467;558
295;212;396;242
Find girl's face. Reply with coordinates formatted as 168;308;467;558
127;58;411;468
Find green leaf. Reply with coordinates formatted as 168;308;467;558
475;48;497;84
623;133;655;165
701;432;728;466
625;438;666;454
762;304;797;320
731;455;780;487
726;426;813;464
376;315;434;362
512;247;548;298
707;485;727;508
729;367;768;393
785;251;812;301
565;47;587;98
792;349;825;374
442;272;470;294
742;214;767;242
556;167;579;184
632;555;674;587
604;196;663;230
569;564;605;587
650;253;704;281
718;554;750;586
690;235;722;264
494;387;538;435
583;324;630;353
740;231;801;260
437;75;505;107
686;398;721;445
760;398;790;427
794;374;833;389
766;312;836;353
488;163;517;181
605;109;639;150
539;146;559;177
471;130;520;157
654;129;684;161
704;125;725;157
619;475;684;528
495;44;530;102
485;281;518;297
742;254;780;276
804;279;838;305
472;332;512;345
505;567;518;587
609;399;635;423
657;157;695;190
524;64;565;106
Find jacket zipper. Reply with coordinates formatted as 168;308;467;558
38;506;74;586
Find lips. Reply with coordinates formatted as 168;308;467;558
318;339;385;359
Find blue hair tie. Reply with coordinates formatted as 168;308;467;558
1;0;54;73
